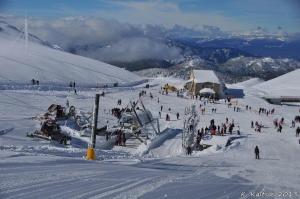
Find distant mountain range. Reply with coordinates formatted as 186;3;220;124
195;36;300;60
117;36;300;81
67;32;300;80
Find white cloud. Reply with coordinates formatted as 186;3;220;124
4;16;183;62
97;0;247;31
2;13;233;63
30;17;143;48
78;37;182;62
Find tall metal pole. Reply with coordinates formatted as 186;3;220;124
90;94;100;149
24;16;28;51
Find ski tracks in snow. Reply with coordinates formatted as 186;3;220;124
0;127;14;136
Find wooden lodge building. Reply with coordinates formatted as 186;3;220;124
185;70;224;99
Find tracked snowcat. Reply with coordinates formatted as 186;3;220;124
27;119;71;145
27;104;75;145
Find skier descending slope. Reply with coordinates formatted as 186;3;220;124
255;146;260;159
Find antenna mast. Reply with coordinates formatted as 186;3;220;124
24;16;28;51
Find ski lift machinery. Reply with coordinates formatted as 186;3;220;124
109;98;160;144
182;104;199;149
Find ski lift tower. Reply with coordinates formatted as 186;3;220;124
111;97;160;145
182;104;199;150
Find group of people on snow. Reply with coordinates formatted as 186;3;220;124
258;107;275;116
31;78;40;85
68;81;77;94
115;129;126;146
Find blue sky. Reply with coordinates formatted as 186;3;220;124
1;0;300;32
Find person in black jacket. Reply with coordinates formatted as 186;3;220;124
255;146;260;159
176;112;180;120
187;146;192;155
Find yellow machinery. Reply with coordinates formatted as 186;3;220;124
163;84;177;92
86;147;96;160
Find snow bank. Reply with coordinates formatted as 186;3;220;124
229;78;264;89
253;69;300;97
136;128;182;156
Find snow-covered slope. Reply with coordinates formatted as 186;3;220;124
0;32;144;88
253;69;300;97
230;78;264;88
0;75;300;198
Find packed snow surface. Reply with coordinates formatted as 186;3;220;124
0;74;300;198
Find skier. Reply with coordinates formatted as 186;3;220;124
160;105;163;112
237;125;240;135
196;135;201;147
66;99;70;108
223;124;227;134
291;120;295;128
274;119;278;128
176;112;180;120
204;126;209;134
201;128;204;135
278;124;282;133
280;117;284;124
189;124;194;132
187;146;192;155
122;133;126;146
296;127;300;137
166;114;170;121
150;93;153;99
271;108;275;114
116;130;121;146
105;132;109;141
251;121;254;128
255;146;260;159
229;123;234;134
211;125;217;135
210;119;215;126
